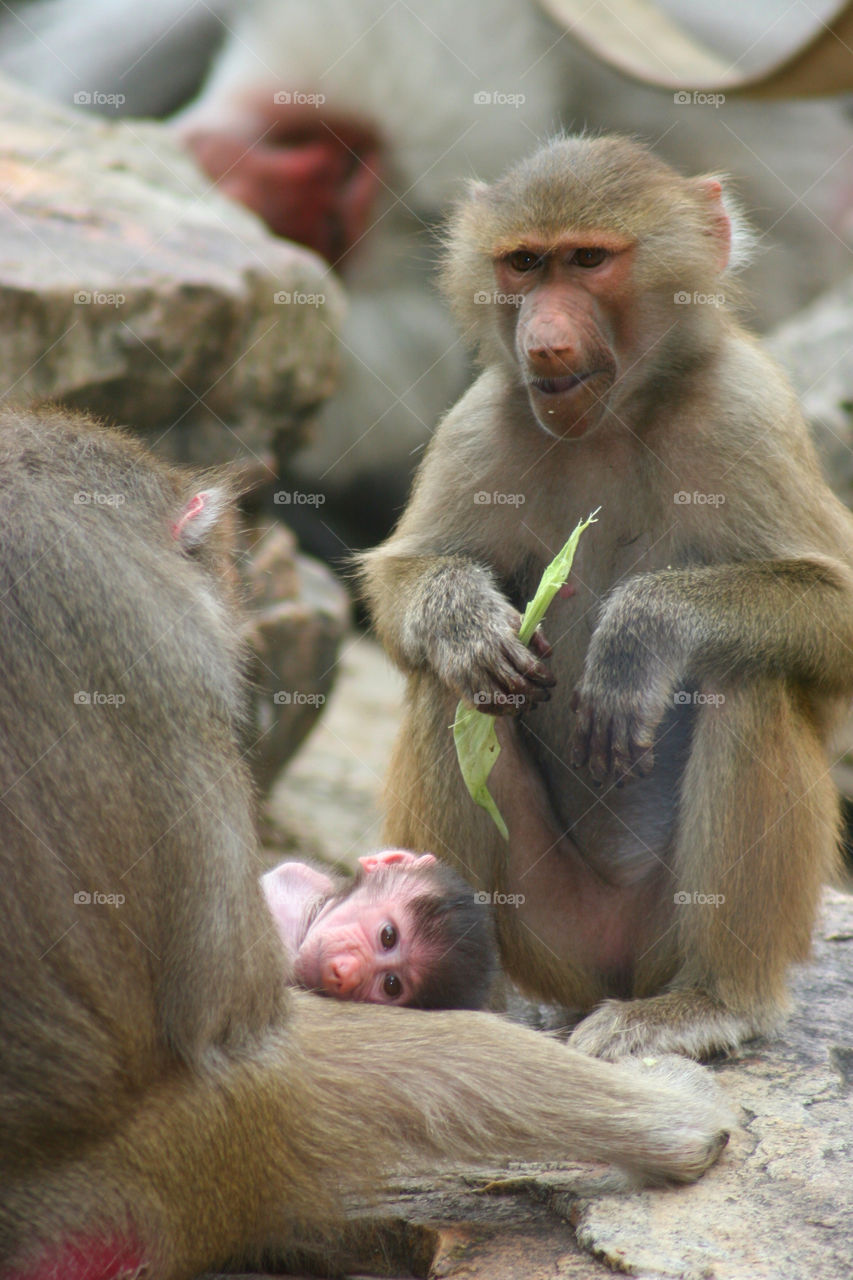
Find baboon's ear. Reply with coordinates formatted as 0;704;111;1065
358;850;438;874
694;176;732;271
171;488;231;551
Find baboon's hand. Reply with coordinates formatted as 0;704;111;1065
431;593;554;715
569;683;660;783
568;612;676;782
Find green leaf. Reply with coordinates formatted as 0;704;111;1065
452;702;508;840
452;509;599;839
518;508;600;644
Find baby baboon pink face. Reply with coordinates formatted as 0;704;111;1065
294;850;438;1005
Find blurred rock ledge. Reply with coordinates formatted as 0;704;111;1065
0;73;344;466
767;279;853;510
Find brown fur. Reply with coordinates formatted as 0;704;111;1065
362;135;853;1061
0;404;730;1279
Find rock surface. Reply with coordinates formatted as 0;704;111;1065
563;886;853;1280
0;74;344;466
766;278;853;509
266;633;405;863
242;522;351;793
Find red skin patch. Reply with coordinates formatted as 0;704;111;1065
13;1235;148;1280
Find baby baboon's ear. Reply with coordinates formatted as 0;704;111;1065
358;850;438;874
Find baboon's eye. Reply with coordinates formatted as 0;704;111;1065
574;248;608;269
506;249;542;273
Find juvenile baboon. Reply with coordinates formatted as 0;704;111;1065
262;848;497;1008
362;134;853;1062
0;405;729;1279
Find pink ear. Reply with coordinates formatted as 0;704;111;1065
408;852;437;869
358;850;437;874
696;178;731;271
171;488;227;550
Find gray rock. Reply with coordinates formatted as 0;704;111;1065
766;280;853;508
242;523;351;795
0;74;344;466
562;886;853;1279
267;633;405;860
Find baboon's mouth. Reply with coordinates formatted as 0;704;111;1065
529;372;592;395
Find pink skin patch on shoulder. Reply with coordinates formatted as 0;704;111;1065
13;1235;148;1280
